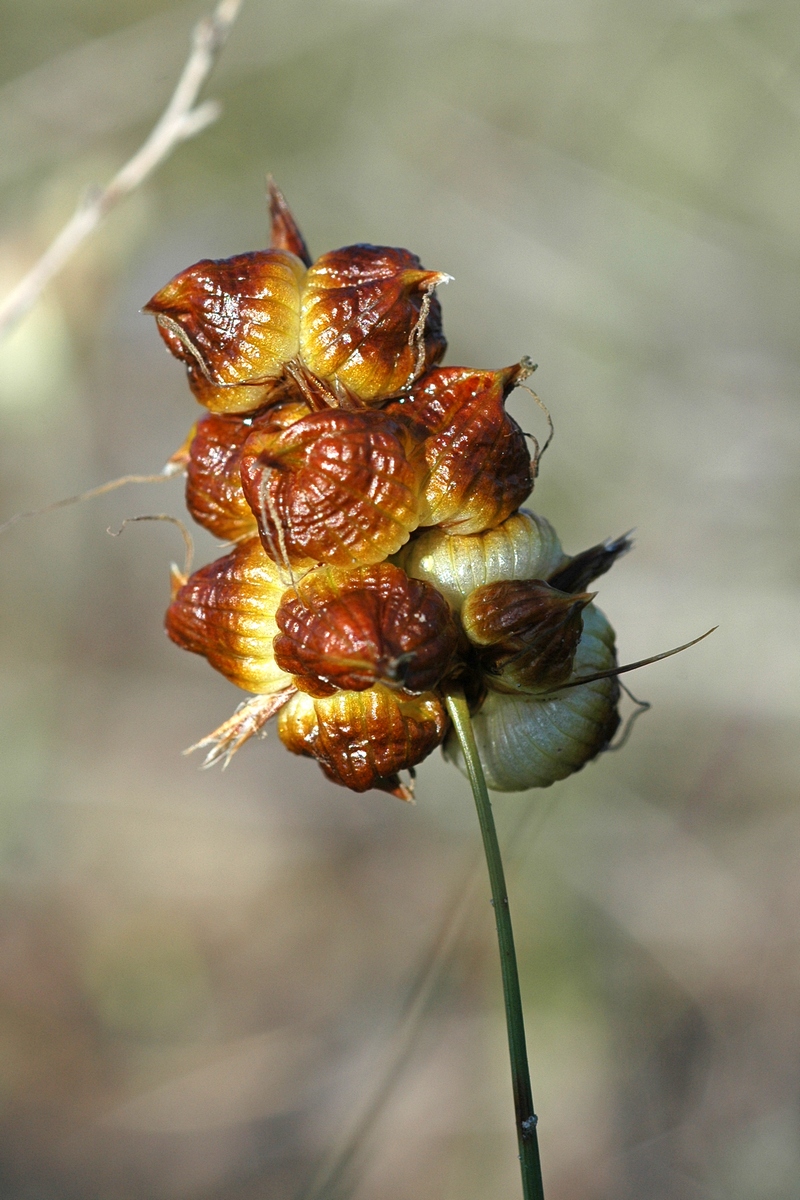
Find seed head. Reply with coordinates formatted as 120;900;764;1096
151;184;630;796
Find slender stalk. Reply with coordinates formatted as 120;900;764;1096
445;689;545;1200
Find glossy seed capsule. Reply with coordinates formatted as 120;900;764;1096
299;245;448;405
386;364;533;535
184;402;309;541
273;562;459;696
145;249;306;414
278;684;449;795
239;408;423;569
165;537;291;695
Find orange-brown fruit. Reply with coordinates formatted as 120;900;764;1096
165;537;291;694
273;562;458;696
185;401;310;541
185;412;259;541
277;685;449;794
299;245;448;405
145;249;306;414
386;364;533;535
239;408;422;570
461;579;594;693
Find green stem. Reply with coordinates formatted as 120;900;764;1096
445;689;545;1200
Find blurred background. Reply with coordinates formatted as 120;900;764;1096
1;0;799;1197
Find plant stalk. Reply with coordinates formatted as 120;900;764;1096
445;689;545;1200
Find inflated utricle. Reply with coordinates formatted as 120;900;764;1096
445;604;620;791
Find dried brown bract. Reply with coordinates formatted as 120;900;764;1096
462;579;594;693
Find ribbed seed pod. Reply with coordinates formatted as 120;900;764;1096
278;685;449;795
239;409;423;570
396;509;565;612
299;246;448;405
165;537;291;695
385;364;533;534
145;250;306;414
273;562;458;696
184;412;259;541
444;605;620;791
184;402;310;541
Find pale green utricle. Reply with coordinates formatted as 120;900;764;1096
444;604;619;792
396;509;565;612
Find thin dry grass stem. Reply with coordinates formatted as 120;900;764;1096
0;461;185;538
107;513;194;577
0;0;242;341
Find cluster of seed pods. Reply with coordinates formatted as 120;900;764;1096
150;184;628;800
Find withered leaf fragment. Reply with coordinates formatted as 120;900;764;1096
387;364;533;534
278;685;449;795
165;537;291;694
462;579;594;693
299;246;448;405
274;563;459;696
145;249;306;413
239;408;422;569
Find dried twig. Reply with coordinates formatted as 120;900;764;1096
0;0;242;342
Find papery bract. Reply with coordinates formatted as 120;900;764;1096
462;579;593;693
268;178;312;267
